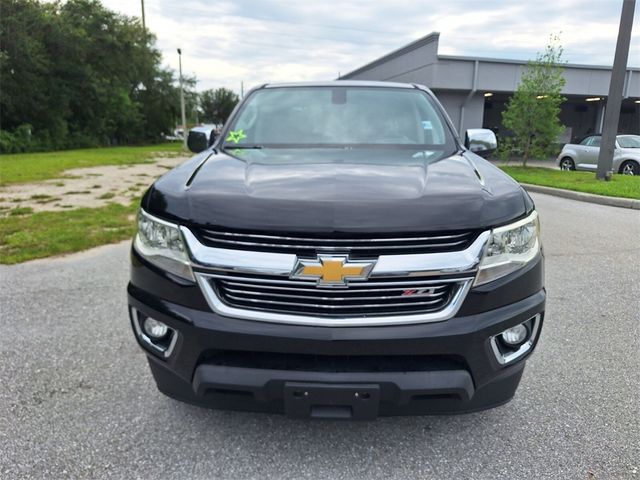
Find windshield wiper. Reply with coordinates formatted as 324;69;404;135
222;144;263;150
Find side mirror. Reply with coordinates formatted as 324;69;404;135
187;128;215;153
465;128;497;158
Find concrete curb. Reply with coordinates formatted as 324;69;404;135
522;183;640;210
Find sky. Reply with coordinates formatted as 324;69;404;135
101;0;640;93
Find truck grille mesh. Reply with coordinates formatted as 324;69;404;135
193;228;478;257
209;273;459;317
201;350;467;373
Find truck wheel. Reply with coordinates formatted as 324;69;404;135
620;160;640;176
560;157;575;171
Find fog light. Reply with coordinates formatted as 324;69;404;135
501;324;528;346
143;317;169;339
490;314;541;365
130;308;178;358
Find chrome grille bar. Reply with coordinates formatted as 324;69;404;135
182;229;490;279
209;274;463;288
220;280;450;294
221;287;448;302
222;293;448;309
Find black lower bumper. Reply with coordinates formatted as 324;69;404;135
148;355;525;419
129;290;544;418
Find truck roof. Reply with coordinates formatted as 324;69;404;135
263;80;417;89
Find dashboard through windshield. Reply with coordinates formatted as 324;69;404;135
223;86;457;154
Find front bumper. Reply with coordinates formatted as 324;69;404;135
128;248;545;418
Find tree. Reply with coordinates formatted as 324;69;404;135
0;0;183;152
500;34;566;166
200;88;239;125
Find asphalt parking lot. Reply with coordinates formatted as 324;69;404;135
1;192;638;480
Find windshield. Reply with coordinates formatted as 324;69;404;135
223;86;456;150
617;135;640;148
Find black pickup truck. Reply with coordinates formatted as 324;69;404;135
128;81;545;419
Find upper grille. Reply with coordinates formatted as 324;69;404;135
209;273;461;317
192;227;478;257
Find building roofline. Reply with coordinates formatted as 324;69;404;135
341;31;640;78
341;32;440;79
438;54;640;71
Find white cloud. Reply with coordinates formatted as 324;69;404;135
101;0;640;92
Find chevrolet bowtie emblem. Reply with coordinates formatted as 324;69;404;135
291;256;376;286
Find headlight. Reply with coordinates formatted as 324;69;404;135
474;211;540;286
134;209;194;281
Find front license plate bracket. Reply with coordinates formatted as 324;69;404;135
283;382;380;420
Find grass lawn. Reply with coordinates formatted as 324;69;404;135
500;167;640;200
0;201;138;264
2;159;637;264
0;142;183;186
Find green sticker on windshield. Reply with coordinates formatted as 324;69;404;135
226;129;246;144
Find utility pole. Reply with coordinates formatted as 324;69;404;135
178;48;187;150
596;0;635;180
140;0;146;31
194;98;199;125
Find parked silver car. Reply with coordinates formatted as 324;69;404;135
557;134;640;175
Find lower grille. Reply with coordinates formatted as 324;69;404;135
200;350;467;373
209;274;460;317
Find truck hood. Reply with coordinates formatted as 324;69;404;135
144;148;530;233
